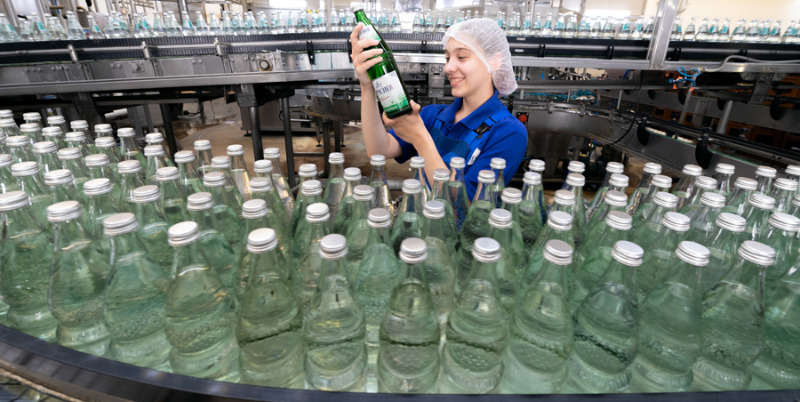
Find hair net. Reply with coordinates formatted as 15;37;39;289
442;18;517;96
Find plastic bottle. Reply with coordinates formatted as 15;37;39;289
635;211;692;304
722;176;758;215
447;157;470;230
173;150;206;195
627;162;662;215
390;179;425;253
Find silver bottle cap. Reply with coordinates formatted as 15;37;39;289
144;145;164;157
433;168;450;182
399;237;428;264
748;193;775;210
423;200;446;219
146;133;164;144
0;154;10;167
242;199;268;219
33;141;57;154
65;131;86;142
409;156;425;169
300;179;322;196
132;185;160;203
700;192;726;209
83;178;113;196
22;112;40;121
676;241;710;266
298;163;317;177
118;160;142;174
611;240;644;267
351;3;365;12
193;139;211;150
6;136;30;147
528;159;545;172
47;200;82;222
370;154;386;166
305;202;330;223
94;124;113;135
344;167;362;181
567;160;585;173
70;120;88;130
211;156;230;168
786;165;800;177
48;115;66;125
203;172;225;188
694;176;718;190
319;233;347;260
643;162;662;175
489;208;513;229
491;157;506;170
368;208;392;229
605;211;632;231
566;173;585;187
547;210;573;231
662;211;691;232
604;190;628;207
501;187;522;204
174;150;195;163
227;144;244;156
0;118;14;128
168;221;200;246
249;177;270;193
247;228;278;253
609;173;629;188
734;177;758;191
738;240;775;266
773;178;798;192
95;136;116;148
682;164;703;176
606;162;624;174
653;192;678;209
523;171;542;185
715;212;746;233
103;212;139;236
57;147;82;161
543;239;573;266
714;163;735;175
328;152;344;164
41;126;62;137
0;191;29;211
768;212;800;233
117;127;135;137
553;189;575;206
651;174;673;189
0;110;11;119
353;184;374;201
156;166;179;181
187;192;213;211
263;147;281;159
472;237;501;263
403;179;422;194
253;159;272;174
11;161;39;176
44;169;73;186
476;170;494;184
19;123;39;133
450;157;466;169
755;165;777;178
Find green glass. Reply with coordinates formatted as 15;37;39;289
291;204;332;311
389;180;425;254
635;212;691;305
447;157;470;230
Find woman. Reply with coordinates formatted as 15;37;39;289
350;18;528;199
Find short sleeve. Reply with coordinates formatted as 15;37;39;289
463;117;528;199
389;105;448;164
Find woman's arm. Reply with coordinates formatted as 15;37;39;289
382;101;447;186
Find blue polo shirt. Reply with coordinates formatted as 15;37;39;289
390;91;528;199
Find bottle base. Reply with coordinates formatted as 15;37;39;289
690;357;751;391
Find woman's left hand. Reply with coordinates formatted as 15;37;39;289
382;101;427;146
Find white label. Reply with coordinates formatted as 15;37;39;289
358;25;381;41
467;148;481;165
372;71;410;115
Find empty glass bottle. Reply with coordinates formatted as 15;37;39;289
117;160;146;210
448;157;470;230
33;141;62;174
0;154;18;193
64;131;93;156
627;162;662;215
117;127;146;167
523;211;576;290
85;153;119;184
227;144;251;200
755;165;777;194
211;156;245;208
711;163;735;198
11;161;52;226
19;124;41;144
203;172;244;255
41;127;67;150
143;145;173;185
322;152;346;219
6;136;34;163
191;139;213;179
185;192;237;291
722;176;758;215
742;193;776;240
249;175;289;235
292;203;332;311
237;228;303;388
289;179;324;240
758;212;800;287
390;179;425;253
408;156;431;202
174;150;206;195
263;147;294;215
377;238;440;393
165;221;240;382
519;171;545;249
47;201;111;356
586;162;625;219
770;178;798;213
679;176;719;219
588;187;629;234
342;185;379;271
155;167;187;226
630;192;679;246
70;120;92;142
685;192;727;243
94;136;121;176
672;164;703;210
369;155;394;217
45;169;84;206
57;147;90;193
632;174;674;223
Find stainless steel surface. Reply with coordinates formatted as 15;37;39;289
716;100;734;134
647;0;679;70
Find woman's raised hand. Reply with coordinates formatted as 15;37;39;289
350;23;384;87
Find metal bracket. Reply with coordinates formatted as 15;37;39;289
538;44;546;58
306;41;315;65
605;45;615;59
214;38;223;57
67;44;78;63
669;47;681;61
141;42;151;60
749;73;774;104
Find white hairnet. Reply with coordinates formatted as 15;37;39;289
442;18;517;96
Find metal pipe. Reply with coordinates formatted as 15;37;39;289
716;100;734;134
4;0;19;26
678;90;693;124
281;96;296;189
248;105;263;162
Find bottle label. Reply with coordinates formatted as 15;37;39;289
372;71;410;115
358;24;381;41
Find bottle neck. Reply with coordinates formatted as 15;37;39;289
756;176;773;193
398;191;423;214
369;165;387;184
134;201;169;225
87;165;115;181
644;204;673;225
598;259;638;295
328;163;344;179
721;257;766;298
431;180;448;200
159;179;185;201
265;156;284;176
248;248;287;285
208;185;236;207
62;159;90;179
3;206;47;236
109;230;144;260
230;155;248;171
120;137;141;154
400;260;428;285
532;259;569;293
36;153;62;171
19;175;50;196
196;150;213;168
98;146;121;164
51;182;82;203
52;218;93;250
177;161;201;181
637;172;655;189
172;240;211;278
188;209;219;232
450;166;466;184
86;192;118;220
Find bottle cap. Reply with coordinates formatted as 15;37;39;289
0;118;15;128
300;179;322;196
450;157;466;169
370;154;386;166
529;159;545;172
567;160;585;173
786;165;800;177
103;212;139;236
682;164;703;176
242;199;268;219
661;211;690;232
611;240;643;267
328;152;344;164
203;171;225;187
605;210;632;231
478;170;495;184
57;147;82;161
566;173;585;187
118;160;142;174
738;240;775;266
472;237;501;263
794;193;800;208
6;136;30;147
368;208;392;229
714;163;735;175
95;136;116;148
547;210;573;231
606;162;624;174
83;178;113;196
156;166;179;181
117;127;135;137
353;184;374;201
46;200;82;222
41;126;63;137
253;160;272;174
433;168;450;182
694;176;718;190
211;156;230;168
11;161;40;176
187;192;213;211
700;192;726;209
715;212;746;233
543;239;573;266
249;177;271;193
399;237;427;264
651;174;673;189
609;173;629;188
146;133;164;144
402;179;422;194
64;132;86;142
603;190;628;207
523;171;542;186
747;193;775;210
22;112;40;121
144;145;165;157
33;141;57;154
653;191;678;209
305;202;330;223
773;178;798;192
497;188;520;205
733;177;757;191
70;120;88;130
0;110;11;119
351;3;365;13
410;156;425;169
344;167;362;181
755;165;777;178
319;233;348;260
676;241;710;266
489;208;513;229
553;189;575;206
298;163;317;177
132;185;160;203
168;221;200;246
0;154;10;167
193;139;211;150
643;162;662;175
263;147;281;159
247;228;278;253
44;169;74;186
226;144;244;156
0;191;30;211
491;157;506;170
19;124;39;133
423;200;446;219
768;212;800;233
174;150;195;163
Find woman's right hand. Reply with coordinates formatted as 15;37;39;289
350;22;384;88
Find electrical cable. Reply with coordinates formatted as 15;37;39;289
702;55;800;73
608;72;644;146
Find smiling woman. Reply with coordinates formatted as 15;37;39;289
350;18;528;200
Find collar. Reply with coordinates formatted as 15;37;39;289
439;90;503;131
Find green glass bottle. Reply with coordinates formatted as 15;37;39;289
671;164;703;211
210;156;245;208
335;184;375;240
501;239;574;394
758;212;800;288
522;211;575;289
390;179;425;253
692;240;774;391
185;192;237;291
631;174;674;224
700;212;747;293
304;233;368;391
237;228;303;388
586;161;625;220
565;240;642;393
289;179;324;240
33;141;62;174
102;213;170;370
165;221;240;382
202;172;244;254
292;203;332;311
57;147;90;193
769;178;798;213
0;154;21;193
155;166;187;226
722;176;758;215
755;165;777;194
174;150;206;195
11;161;52;226
353;5;412;118
0;191;57;340
742;192;776;240
711;163;735;198
116;160;146;211
143;145;173;185
586;189;629;235
408;156;431;203
457;170;498;278
630;191;678;246
263;147;295;215
685;192;726;244
368;155;395;217
419;201;456;326
47;201;111;356
627;162;662;215
679;176;718;220
630;241;709;392
447;157;470;230
518;171;545;250
131;185;173;270
378;238;440;393
441;238;508;394
323;152;346;220
635;211;691;304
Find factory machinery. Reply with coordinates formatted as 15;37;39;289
0;0;799;399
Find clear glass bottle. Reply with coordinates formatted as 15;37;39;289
6;136;35;163
769;178;798;213
210;156;245;207
202;172;244;256
292;203;332;310
672;164;703;210
83;178;121;242
519;171;545;249
408;156;431;202
19;123;42;144
143;145;173;185
33;141;62;174
685;192;727;243
679;176;719;219
102;212;170;369
94;136;121;176
330;167;366;234
248;176;289;235
692;240;774;391
194;11;209;35
711;163;735;198
154;167;187;226
131;185;173;270
587;162;625;219
322;152;346;220
0;154;18;193
11;161;52;226
192;139;213;179
45;169;84;205
116;160;146;211
41;127;67;150
173;150;206;195
447;157;470;230
56;147;90;193
165;221;240;381
236;228;303;388
69;120;91;142
486;208;523;312
297;163;318;185
486;158;506;207
47;201;111;356
0;191;57;341
742;192;776;240
390;179;425;253
235;199;289;297
755;165;777;194
341;185;378;270
263;147;294;215
303;233;367;391
698;212;746;292
227;144;251;201
64;131;93;156
430;167;457;231
458;170;498;260
627;162;662;215
630;192;679;245
632;174;674;223
588;174;629;228
521;211;576;290
185;192;237;292
419;201;456;326
758;212;800;288
116;127;145;167
289;179;323;240
369;155;394;217
563;160;585;188
563;174;588;245
635;211;692;304
722;176;758;215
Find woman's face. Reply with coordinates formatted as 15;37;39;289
444;38;494;100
